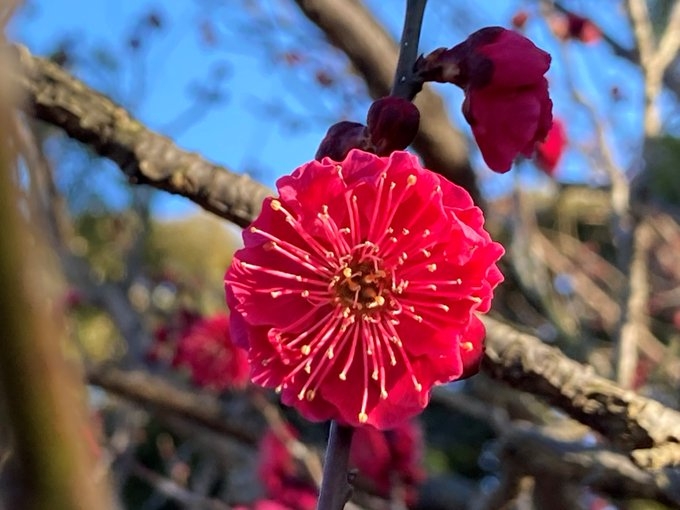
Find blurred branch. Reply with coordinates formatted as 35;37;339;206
497;424;680;507
0;65;114;510
614;220;653;388
14;115;152;365
10;45;271;228
293;0;482;204
626;0;680;135
87;366;259;445
131;462;232;510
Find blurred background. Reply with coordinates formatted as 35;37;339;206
4;0;680;509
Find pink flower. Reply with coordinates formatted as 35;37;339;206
416;27;552;173
535;118;567;175
225;150;504;429
257;427;317;510
173;313;250;391
350;418;425;505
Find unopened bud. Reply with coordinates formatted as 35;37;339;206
315;121;371;161
366;97;420;156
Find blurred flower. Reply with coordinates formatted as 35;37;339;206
535;118;567;176
511;10;529;30
416;27;553;172
550;12;601;44
257;427;317;510
146;308;201;364
173;313;250;391
225;150;504;429
350;418;425;506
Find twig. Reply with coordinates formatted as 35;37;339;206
131;462;232;510
391;0;427;99
614;221;653;388
292;0;482;202
10;45;272;228
317;422;355;510
250;391;323;488
627;0;680;135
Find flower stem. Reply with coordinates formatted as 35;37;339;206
391;0;428;99
316;421;355;510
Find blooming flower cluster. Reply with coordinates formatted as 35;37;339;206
225;150;503;429
416;27;553;173
173;313;250;391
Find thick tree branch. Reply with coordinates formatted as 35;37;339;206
293;0;482;204
482;316;680;451
10;46;271;228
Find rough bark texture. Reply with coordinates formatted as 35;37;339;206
294;0;482;204
483;316;680;451
11;45;272;228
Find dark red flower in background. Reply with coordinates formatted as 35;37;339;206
550;12;601;44
416;27;552;173
225;150;504;429
257;428;317;510
173;313;250;391
535;118;567;176
350;418;425;506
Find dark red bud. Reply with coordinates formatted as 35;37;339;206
366;97;420;156
315;121;371;161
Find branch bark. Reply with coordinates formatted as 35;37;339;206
10;45;272;228
482;316;680;451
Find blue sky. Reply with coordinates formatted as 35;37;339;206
10;0;645;217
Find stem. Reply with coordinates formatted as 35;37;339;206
316;421;355;510
391;0;428;99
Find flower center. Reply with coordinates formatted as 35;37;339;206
332;261;391;313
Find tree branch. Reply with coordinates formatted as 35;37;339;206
10;45;272;228
482;316;680;451
86;366;259;446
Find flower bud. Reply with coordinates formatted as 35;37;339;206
366;97;420;156
315;121;371;161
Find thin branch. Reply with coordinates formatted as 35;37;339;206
391;0;427;99
87;366;259;446
293;0;481;203
614;220;653;388
131;462;232;510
